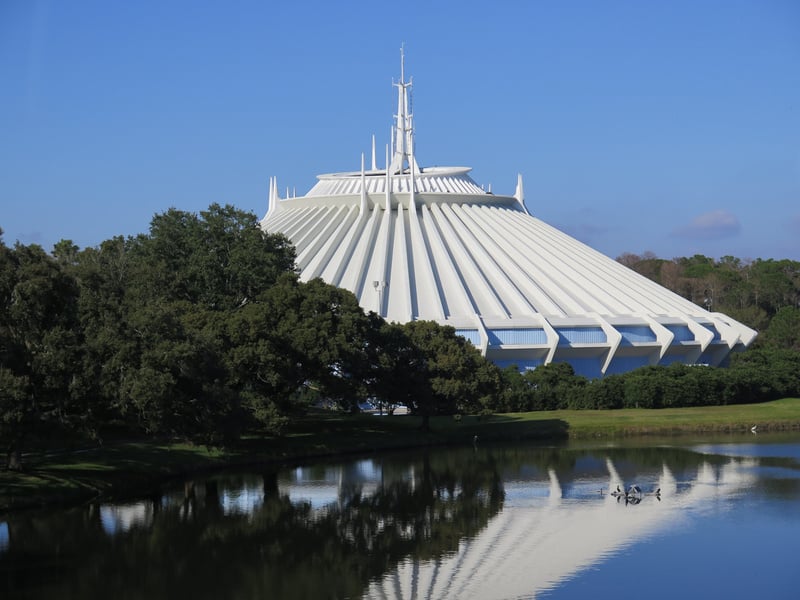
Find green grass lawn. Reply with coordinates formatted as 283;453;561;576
503;397;800;437
2;398;799;512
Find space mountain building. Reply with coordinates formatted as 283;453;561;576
260;58;756;378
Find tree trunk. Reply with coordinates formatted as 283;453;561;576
7;448;22;471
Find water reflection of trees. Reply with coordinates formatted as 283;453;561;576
1;450;504;600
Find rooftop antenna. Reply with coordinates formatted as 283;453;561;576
389;45;420;176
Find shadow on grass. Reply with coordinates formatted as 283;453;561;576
432;415;570;443
2;413;571;511
1;443;236;510
268;412;571;451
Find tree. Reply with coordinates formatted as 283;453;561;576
761;307;800;351
621;368;664;409
749;259;800;314
0;368;29;470
496;366;534;412
72;236;138;429
521;362;586;410
399;321;503;427
115;301;239;442
584;374;624;410
224;274;376;432
0;240;84;469
284;278;373;408
368;321;434;421
224;276;306;434
71;205;299;440
127;203;295;310
728;347;800;401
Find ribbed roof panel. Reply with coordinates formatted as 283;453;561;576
262;185;756;373
307;169;486;197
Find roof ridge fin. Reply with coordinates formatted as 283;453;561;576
359;153;367;215
385;144;391;210
514;173;529;214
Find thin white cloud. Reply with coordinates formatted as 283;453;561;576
671;209;741;240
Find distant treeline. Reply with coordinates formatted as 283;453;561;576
2;206;799;469
616;251;800;339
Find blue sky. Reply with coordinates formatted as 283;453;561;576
2;0;799;261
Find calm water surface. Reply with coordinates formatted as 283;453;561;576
2;433;799;599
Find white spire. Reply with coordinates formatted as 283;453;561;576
359;153;367;215
389;46;420;175
385;144;391;210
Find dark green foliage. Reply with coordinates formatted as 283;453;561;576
729;347;800;400
524;362;587;410
495;363;592;412
127;203;296;310
369;321;504;428
490;350;800;412
401;321;503;418
224;275;374;431
70;205;299;442
761;306;800;351
112;205;298;439
508;350;790;413
279;277;373;407
497;365;534;412
584;374;624;410
367;321;433;417
0;236;89;467
224;283;300;434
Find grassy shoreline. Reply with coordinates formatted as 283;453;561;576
3;398;800;513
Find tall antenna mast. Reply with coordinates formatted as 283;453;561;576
389;45;420;175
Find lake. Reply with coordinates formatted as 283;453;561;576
2;433;799;599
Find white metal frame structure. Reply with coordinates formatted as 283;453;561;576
260;52;756;377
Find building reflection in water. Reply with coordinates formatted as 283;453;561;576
99;502;154;535
364;456;758;600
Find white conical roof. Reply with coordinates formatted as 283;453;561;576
260;54;756;377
